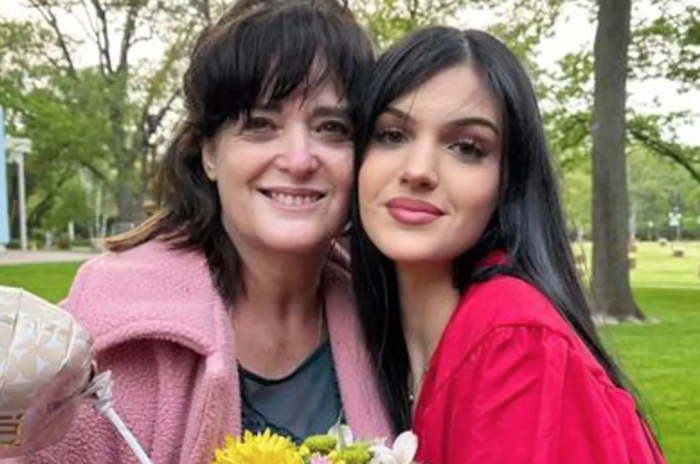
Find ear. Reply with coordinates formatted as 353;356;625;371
201;141;217;181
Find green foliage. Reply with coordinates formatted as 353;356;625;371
560;138;700;239
629;146;700;238
2;0;697;241
1;0;209;224
350;0;478;49
0;19;110;234
562;167;592;235
42;179;94;232
631;2;700;86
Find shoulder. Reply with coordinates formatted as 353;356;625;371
62;239;221;351
68;239;212;304
434;275;614;389
452;275;573;340
77;239;206;279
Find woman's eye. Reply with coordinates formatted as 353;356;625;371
317;120;352;140
242;116;276;132
450;139;485;159
375;128;408;145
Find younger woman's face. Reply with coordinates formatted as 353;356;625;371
359;65;502;264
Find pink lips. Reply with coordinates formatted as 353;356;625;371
386;197;444;226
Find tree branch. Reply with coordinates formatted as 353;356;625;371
89;0;113;74
79;0;107;74
629;127;700;185
193;0;212;26
134;88;182;154
117;1;144;75
27;0;78;79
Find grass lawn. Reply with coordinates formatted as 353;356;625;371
604;287;700;463
0;261;83;303
596;241;699;463
0;242;698;462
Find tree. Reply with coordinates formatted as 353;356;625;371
590;0;643;319
0;20;112;235
22;0;212;223
628;2;700;184
628;145;700;240
3;0;566;231
350;0;480;49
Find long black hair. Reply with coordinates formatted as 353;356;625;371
108;0;373;304
351;26;643;433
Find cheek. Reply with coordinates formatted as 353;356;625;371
358;152;390;205
462;172;500;223
446;162;500;222
332;154;353;193
319;150;353;212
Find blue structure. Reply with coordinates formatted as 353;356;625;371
0;107;9;245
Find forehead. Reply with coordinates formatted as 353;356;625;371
389;65;501;126
259;74;347;110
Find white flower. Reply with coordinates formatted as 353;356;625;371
369;431;418;464
327;423;354;448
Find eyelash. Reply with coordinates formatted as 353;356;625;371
449;138;485;159
242;116;275;132
374;128;487;160
374;128;408;144
315;120;352;141
241;116;352;142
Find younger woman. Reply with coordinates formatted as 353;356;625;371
352;26;665;463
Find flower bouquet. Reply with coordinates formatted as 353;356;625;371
212;424;420;464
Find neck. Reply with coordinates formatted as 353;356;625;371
237;243;330;320
230;237;332;378
397;261;459;386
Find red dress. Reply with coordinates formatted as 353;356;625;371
413;276;665;464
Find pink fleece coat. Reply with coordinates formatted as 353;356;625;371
18;240;392;464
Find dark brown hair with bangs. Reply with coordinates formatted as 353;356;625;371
107;0;373;304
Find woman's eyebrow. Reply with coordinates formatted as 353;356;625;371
383;106;414;123
450;117;500;136
382;106;500;136
312;104;349;119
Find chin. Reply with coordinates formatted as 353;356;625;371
259;231;333;254
369;239;436;263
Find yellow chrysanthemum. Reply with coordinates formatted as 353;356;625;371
212;430;304;464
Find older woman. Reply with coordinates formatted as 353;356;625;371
15;1;391;462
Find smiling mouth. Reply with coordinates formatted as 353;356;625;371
258;189;326;206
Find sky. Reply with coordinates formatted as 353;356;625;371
2;0;699;144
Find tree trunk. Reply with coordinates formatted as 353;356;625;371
108;78;140;225
116;174;137;224
591;0;644;320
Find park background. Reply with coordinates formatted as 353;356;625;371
0;0;698;462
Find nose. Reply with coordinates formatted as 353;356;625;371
400;138;439;190
276;125;319;178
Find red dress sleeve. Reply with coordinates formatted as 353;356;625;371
417;326;665;464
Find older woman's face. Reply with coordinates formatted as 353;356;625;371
202;81;353;255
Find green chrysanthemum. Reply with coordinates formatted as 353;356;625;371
331;443;372;464
302;434;338;454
